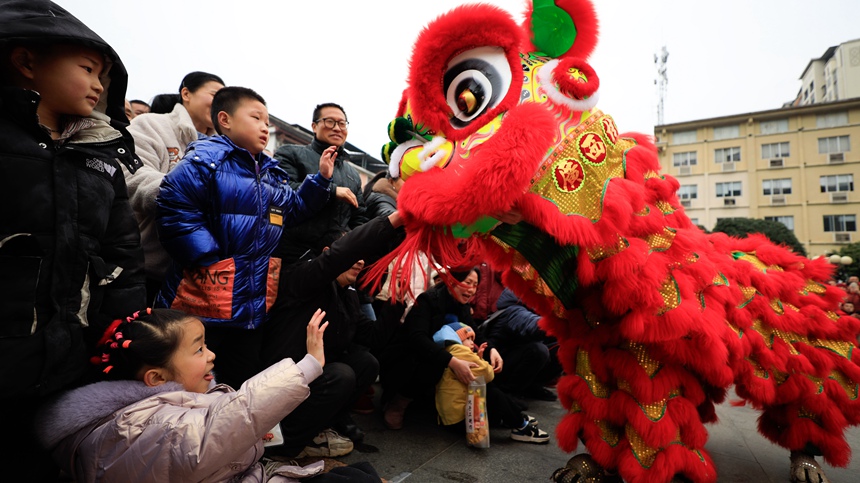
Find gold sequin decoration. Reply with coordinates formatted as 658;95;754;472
586;235;628;262
802;280;827;295
735;252;769;272
770;299;785;315
657;275;681;315
576;349;611;398
596;420;621;447
623;341;662;377
626;425;663;468
804;374;825;395
529;110;631;221
645;227;676;253
569;400;582;413
643;170;661;180
635;206;651;216
655;200;675;215
826;311;840;321
798;407;823;425
828;370;859;400
712;273;730;286
814;339;854;359
737;286;758;308
745;357;768;379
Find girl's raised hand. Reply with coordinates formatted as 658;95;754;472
306;309;328;367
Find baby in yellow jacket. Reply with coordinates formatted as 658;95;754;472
434;322;495;425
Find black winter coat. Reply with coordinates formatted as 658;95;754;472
274;139;369;261
0;0;146;400
263;216;399;364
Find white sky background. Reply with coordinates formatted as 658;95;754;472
60;0;860;156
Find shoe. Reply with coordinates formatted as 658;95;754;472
351;392;375;415
511;421;550;444
523;385;557;402
383;394;412;430
333;416;365;443
296;429;354;457
524;414;538;425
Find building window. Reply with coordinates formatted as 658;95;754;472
823;214;857;232
713;125;739;140
672;130;697;145
818;135;850;154
761;142;790;159
678;185;698;199
690;218;699;225
672;151;697;166
714;147;741;163
820;174;854;193
715;181;742;197
760;119;789;135
763;178;792;195
765;216;794;231
816;112;848;128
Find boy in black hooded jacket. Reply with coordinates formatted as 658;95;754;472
0;1;146;479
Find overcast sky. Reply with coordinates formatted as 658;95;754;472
60;0;860;156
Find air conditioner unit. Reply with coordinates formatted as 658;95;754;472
830;192;849;203
829;152;845;163
678;166;691;175
834;232;852;243
769;158;784;168
680;199;692;208
723;198;736;206
721;162;736;172
770;195;786;205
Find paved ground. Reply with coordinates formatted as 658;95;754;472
332;385;860;482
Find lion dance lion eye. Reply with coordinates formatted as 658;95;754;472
444;46;512;128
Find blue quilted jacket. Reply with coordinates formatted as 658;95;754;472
155;135;330;328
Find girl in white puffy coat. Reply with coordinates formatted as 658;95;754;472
36;308;330;483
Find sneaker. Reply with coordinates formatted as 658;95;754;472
383;394;412;430
511;421;550;444
296;429;354;457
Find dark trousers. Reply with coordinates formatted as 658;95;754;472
493;341;561;394
1;399;60;482
331;344;379;426
278;361;354;455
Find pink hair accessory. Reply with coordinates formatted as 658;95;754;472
110;342;118;349
102;365;113;374
114;331;123;340
122;340;132;349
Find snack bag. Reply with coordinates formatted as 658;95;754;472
465;376;489;448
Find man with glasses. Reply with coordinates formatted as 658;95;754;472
274;103;369;262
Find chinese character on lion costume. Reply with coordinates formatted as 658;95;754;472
367;1;860;482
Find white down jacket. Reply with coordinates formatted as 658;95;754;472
36;355;322;483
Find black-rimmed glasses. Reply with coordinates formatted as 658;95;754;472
315;118;349;129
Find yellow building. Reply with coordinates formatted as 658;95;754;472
655;97;860;256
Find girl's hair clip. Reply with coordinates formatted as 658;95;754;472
122;340;132;349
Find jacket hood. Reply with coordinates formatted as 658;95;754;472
36;380;185;450
495;288;523;310
0;0;130;130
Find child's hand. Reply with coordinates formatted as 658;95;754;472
306;309;328;367
319;145;337;179
477;342;487;359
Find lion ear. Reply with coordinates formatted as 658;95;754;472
522;0;600;60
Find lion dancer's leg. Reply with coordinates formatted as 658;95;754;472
550;312;719;483
731;309;860;481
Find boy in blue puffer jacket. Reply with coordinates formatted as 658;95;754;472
155;86;335;387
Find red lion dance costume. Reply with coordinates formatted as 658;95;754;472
370;1;860;482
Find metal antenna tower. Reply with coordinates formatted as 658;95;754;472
654;46;669;126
